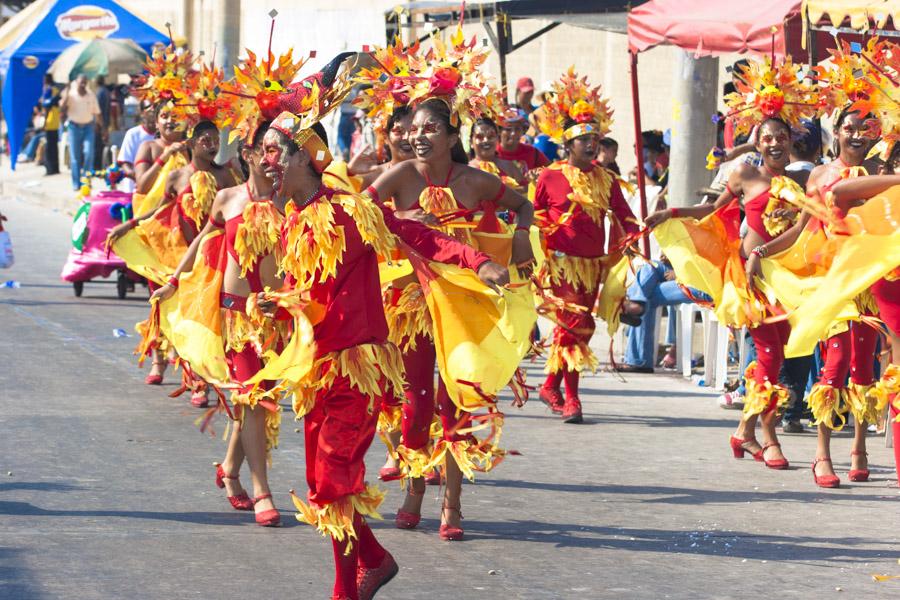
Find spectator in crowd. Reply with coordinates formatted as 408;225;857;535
597;137;620;175
335;86;360;160
497;109;550;172
722;59;750;150
617;258;710;373
61;74;100;190
39;73;61;175
515;77;536;114
19;106;45;163
116;101;157;193
94;75;111;169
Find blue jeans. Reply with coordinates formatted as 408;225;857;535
624;262;709;368
20;131;45;161
68;121;95;190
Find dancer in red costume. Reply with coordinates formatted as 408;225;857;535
648;117;807;469
648;57;819;470
347;106;416;189
826;167;900;486
469;115;526;188
532;69;639;424
746;107;882;487
109;119;242;407
366;97;534;539
260;53;510;600
151;121;284;525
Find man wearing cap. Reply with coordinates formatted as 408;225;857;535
515;76;536;114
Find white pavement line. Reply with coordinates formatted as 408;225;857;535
5;304;136;372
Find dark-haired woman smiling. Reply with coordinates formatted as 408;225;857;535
368;97;534;540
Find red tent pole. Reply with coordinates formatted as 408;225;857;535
629;51;651;257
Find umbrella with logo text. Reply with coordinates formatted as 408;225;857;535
48;38;147;83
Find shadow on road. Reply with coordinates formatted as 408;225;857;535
0;500;303;528
457;519;896;563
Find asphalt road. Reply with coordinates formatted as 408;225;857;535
1;192;899;600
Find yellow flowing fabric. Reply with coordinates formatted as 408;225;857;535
411;255;536;412
783;186;900;357
160;230;230;385
132;153;188;217
653;199;764;328
113;170;217;285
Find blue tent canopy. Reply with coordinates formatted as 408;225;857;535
0;0;168;169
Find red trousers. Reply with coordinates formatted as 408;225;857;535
551;280;599;352
818;323;878;388
384;334;472;450
304;374;382;506
749;320;790;386
873;277;900;335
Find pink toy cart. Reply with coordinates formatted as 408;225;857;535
61;190;142;299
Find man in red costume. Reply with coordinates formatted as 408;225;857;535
259;54;509;600
533;71;639;424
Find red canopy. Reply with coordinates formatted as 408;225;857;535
627;0;802;56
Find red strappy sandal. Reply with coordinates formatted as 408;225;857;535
378;466;402;482
762;441;789;470
439;504;464;541
395;486;424;530
849;450;870;482
253;493;281;527
213;463;252;510
812;457;840;488
729;436;764;461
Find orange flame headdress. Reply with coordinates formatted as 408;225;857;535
724;56;820;136
355;23;492;130
533;67;612;143
132;45;198;123
219;48;308;144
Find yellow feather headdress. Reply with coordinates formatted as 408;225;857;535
724;56;820;136
356;24;492;130
219;48;308;144
533;67;612;143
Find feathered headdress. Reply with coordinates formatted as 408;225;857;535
353;37;421;128
219;48;308;144
270;52;358;173
724;56;820;136
533;67;612;143
355;24;492;130
819;38;900;146
132;45;198;124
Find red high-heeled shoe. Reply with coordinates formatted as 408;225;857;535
144;373;163;385
378;466;402;482
812;457;840;488
848;450;870;482
357;551;398;600
762;441;789;470
395;486;424;530
191;389;209;408
729;436;763;461
214;463;253;510
253;493;281;527
424;469;443;486
439;504;464;541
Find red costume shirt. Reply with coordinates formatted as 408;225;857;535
533;164;638;258
496;142;550;171
283;185;491;357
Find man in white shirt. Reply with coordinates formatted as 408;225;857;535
116;102;157;193
60;75;101;191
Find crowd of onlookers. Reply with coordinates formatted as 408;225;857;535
16;73;139;190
